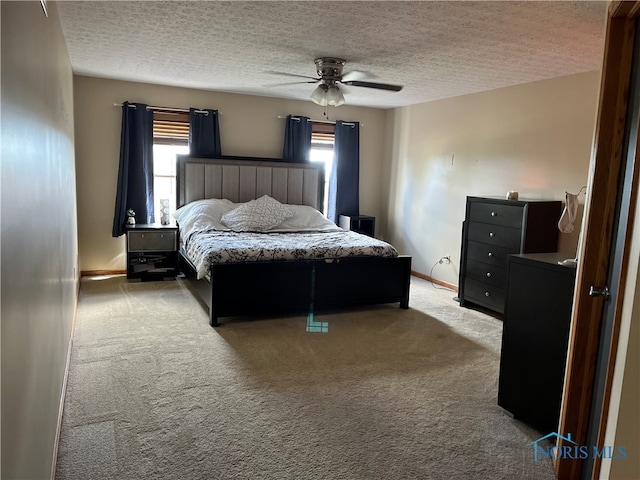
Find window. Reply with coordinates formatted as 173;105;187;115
152;111;189;219
309;122;335;214
153;144;188;218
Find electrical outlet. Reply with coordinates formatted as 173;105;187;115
439;255;451;265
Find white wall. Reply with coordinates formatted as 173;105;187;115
74;76;388;271
1;1;78;478
384;71;601;286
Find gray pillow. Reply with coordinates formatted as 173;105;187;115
221;195;295;232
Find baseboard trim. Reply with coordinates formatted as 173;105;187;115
51;277;80;480
411;270;458;292
83;270;457;289
81;269;126;277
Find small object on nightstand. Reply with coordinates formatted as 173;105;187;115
126;223;179;280
159;199;171;225
507;191;519;200
338;214;375;237
126;208;136;225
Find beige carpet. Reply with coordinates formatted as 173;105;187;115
55;275;555;480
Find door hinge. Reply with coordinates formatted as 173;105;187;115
589;285;610;300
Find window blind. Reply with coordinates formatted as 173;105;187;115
311;122;335;148
153;111;189;146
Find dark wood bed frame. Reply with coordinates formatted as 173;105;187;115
176;155;411;326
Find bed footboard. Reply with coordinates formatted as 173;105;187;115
180;253;411;326
209;261;314;326
313;256;411;311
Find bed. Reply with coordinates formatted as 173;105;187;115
176;155;412;326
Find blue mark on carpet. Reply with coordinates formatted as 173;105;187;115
306;311;329;333
305;264;328;333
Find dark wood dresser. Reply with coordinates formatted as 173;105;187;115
498;253;576;433
458;196;562;314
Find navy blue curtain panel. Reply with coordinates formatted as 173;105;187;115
328;120;360;223
189;108;221;158
112;102;154;237
282;114;312;163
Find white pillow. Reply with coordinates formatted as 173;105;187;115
221;195;294;232
270;204;341;232
173;198;235;238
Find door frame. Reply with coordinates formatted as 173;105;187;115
556;2;640;479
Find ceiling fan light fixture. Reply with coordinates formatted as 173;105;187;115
310;84;329;106
267;57;404;107
326;85;345;106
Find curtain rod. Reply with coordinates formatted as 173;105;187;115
277;115;360;127
113;103;218;115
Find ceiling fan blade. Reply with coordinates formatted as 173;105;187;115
264;80;319;87
265;70;319;81
340;70;370;82
341;80;403;92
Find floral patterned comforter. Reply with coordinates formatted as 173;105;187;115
184;230;399;279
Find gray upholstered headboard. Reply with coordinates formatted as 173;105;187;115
176;156;325;210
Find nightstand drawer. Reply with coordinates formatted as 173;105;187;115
469;202;524;228
127;231;177;252
467;222;521;249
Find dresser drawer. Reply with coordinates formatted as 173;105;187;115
464;278;506;313
127;230;177;252
467;241;516;268
466;259;506;286
469;202;524;228
468;222;521;249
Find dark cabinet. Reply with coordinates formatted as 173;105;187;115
339;215;375;237
458;196;562;314
126;224;179;280
498;253;576;434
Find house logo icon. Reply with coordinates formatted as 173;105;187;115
530;432;576;462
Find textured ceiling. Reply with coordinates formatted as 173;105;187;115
56;1;607;109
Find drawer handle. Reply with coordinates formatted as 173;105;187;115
488;252;494;258
489;232;495;237
485;291;491;297
486;272;492;278
491;212;497;217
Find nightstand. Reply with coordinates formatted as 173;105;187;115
126;223;179;280
338;215;375;237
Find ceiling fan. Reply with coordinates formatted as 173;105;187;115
268;57;403;107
